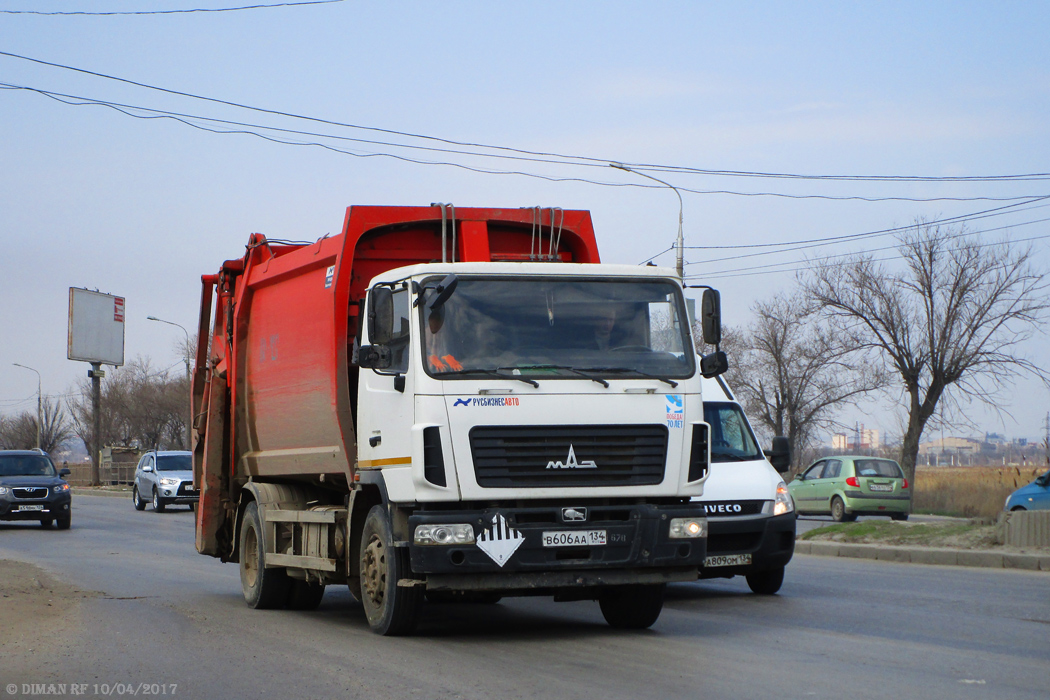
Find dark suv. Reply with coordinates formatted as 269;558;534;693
0;450;73;529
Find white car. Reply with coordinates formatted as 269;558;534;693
132;450;198;512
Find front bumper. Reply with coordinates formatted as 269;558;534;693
409;503;707;586
0;493;72;521
159;482;199;504
699;511;796;579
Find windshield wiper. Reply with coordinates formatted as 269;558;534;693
504;364;609;388
444;368;539;387
580;367;678;388
711;452;752;462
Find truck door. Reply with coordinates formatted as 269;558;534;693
358;286;415;480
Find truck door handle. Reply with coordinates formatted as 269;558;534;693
369;436;381;447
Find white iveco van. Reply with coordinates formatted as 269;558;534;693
694;376;796;594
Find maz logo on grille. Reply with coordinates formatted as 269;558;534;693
545;445;596;470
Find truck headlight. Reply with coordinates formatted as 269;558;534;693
159;477;179;486
53;484;70;494
774;482;795;516
414;524;475;545
669;517;707;539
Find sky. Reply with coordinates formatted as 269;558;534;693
1;0;1048;445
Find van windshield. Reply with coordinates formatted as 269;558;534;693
703;402;763;462
421;276;695;380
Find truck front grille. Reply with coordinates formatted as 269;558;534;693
469;424;668;488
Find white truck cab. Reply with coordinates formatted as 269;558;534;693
693;375;796;594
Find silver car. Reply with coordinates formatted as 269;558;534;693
132;450;198;512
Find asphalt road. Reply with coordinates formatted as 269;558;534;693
2;495;1047;700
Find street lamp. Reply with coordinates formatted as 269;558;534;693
12;363;41;449
610;162;686;279
146;315;192;449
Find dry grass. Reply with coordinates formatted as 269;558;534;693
913;465;1045;519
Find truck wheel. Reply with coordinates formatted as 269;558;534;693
746;566;785;595
830;496;847;522
132;486;147;511
287;579;326;611
239;501;290;609
598;584;665;629
360;505;422;635
152;489;166;513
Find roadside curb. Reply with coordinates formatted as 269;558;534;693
71;488;129;498
794;540;1050;572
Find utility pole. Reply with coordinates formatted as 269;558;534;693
147;316;192;449
12;363;41;449
89;363;104;486
1044;412;1049;466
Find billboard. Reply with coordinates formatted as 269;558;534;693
68;288;126;366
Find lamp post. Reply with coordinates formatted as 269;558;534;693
146;315;192;449
12;363;41;449
610;162;686;279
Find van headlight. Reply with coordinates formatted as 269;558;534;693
774;482;795;515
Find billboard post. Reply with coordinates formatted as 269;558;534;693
68;288;125;486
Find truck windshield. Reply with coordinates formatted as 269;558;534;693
421;276;695;379
703;402;764;462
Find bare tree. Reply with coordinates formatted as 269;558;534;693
804;222;1049;480
0;397;74;453
67;357;190;454
725;291;884;472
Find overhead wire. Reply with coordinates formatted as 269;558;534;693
0;1;346;15
1;49;1049;185
4;81;1047;206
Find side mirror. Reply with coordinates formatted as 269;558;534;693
764;436;791;474
142;465;154;473
794;472;805;481
368;287;394;345
357;344;392;370
700;350;728;378
59;468;71;477
701;288;722;346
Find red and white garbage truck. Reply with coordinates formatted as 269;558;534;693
191;205;726;635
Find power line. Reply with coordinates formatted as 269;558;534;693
0;1;345;15
5;81;1048;206
685;230;1050;282
639;199;1050;267
2;49;1048;185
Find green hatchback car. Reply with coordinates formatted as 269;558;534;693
789;456;911;522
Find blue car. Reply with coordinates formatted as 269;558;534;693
1005;469;1050;511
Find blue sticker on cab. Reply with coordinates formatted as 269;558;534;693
665;394;684;428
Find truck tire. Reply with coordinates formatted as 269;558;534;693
746;566;785;595
132;486;147;511
152;488;166;513
359;505;422;636
598;584;665;629
287;579;326;611
239;501;291;609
